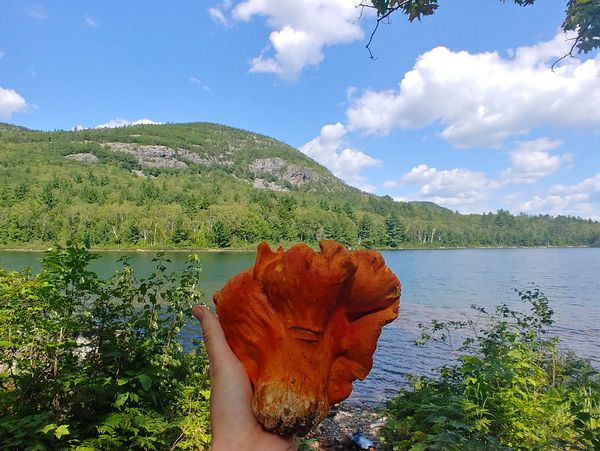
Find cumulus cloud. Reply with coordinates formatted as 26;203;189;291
346;32;600;147
0;87;27;119
389;164;490;209
517;172;600;219
92;118;162;129
300;122;381;192
500;138;572;185
217;0;363;79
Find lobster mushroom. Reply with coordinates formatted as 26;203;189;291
213;240;401;437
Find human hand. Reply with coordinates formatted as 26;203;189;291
192;305;298;451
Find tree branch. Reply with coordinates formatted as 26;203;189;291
359;1;412;60
552;9;600;70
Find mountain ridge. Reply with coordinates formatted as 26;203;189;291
0;122;597;249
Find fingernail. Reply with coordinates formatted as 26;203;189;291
192;305;205;321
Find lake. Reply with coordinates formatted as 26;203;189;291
1;247;599;406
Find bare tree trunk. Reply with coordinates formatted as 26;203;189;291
111;225;119;241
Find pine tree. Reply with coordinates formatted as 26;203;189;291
358;214;375;248
211;221;231;248
385;214;406;248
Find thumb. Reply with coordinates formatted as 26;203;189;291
192;305;237;372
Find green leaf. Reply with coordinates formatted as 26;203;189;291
114;392;129;408
41;423;56;434
54;424;70;439
200;389;211;399
372;0;389;16
104;413;123;428
138;373;152;391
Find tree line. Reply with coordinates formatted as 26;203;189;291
0;122;598;250
1;170;598;249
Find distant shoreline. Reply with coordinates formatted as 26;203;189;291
0;244;594;253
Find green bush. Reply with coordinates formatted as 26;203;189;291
380;288;600;450
0;244;211;450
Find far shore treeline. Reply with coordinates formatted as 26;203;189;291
1;122;599;250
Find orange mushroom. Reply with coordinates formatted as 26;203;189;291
213;240;401;436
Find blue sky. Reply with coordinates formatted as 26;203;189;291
1;0;599;218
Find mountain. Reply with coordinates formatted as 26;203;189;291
0;122;598;249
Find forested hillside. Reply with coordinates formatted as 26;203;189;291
0;122;598;249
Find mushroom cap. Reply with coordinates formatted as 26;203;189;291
214;240;401;436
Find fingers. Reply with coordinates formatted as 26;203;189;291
192;305;237;372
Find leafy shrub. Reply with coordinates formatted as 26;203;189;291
0;244;211;450
379;288;600;450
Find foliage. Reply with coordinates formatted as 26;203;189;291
367;0;600;55
0;244;211;450
0;122;599;250
379;288;600;450
563;0;600;55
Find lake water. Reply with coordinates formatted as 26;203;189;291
1;248;599;406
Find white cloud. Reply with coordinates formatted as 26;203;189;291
395;164;490;209
346;32;600;147
500;138;572;185
26;4;47;19
93;118;162;129
85;16;98;28
300;122;381;192
518;172;600;219
0;50;5;60
190;77;211;91
208;0;232;25
0;87;27;119
346;86;357;100
208;7;228;26
228;0;364;80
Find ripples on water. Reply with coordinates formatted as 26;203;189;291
2;248;599;406
346;248;600;405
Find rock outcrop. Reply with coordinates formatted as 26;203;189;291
249;157;318;187
253;178;289;192
102;142;233;170
98;144;319;189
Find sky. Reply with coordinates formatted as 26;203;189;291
1;0;599;219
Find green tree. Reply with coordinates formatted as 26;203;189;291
385;214;406;247
40;184;57;210
14;182;29;201
367;0;600;58
123;222;140;245
171;219;189;244
210;220;231;248
358;214;375;248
